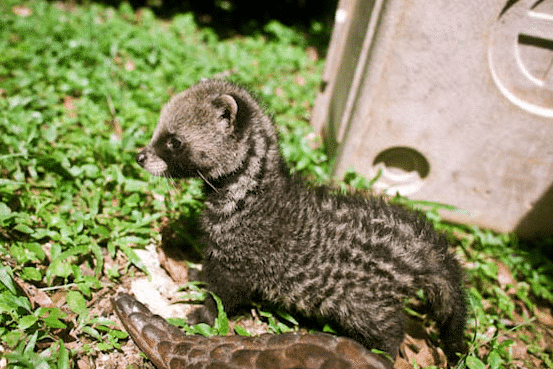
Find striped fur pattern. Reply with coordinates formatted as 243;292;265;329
136;79;467;363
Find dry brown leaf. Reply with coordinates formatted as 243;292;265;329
496;260;517;290
158;245;189;285
63;96;77;118
125;60;135;71
393;357;413;369
535;305;553;326
510;339;528;360
413;345;441;367
306;46;319;61
42;242;53;263
50;290;68;307
275;87;285;97
13;6;32;17
294;75;307;86
13;276;54;309
399;319;448;368
76;357;92;369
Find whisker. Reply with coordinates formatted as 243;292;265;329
169;178;177;190
197;170;219;194
162;173;177;191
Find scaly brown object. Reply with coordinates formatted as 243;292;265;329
111;293;393;369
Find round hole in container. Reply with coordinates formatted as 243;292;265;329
372;147;430;195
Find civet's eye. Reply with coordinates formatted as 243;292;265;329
166;137;181;150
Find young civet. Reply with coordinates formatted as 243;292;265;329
135;79;467;364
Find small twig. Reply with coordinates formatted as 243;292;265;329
106;95;123;139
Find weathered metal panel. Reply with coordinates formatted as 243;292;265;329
312;0;553;237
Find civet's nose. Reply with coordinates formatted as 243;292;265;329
136;150;147;167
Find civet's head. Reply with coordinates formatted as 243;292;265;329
136;80;253;180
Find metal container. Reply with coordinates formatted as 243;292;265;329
312;0;553;238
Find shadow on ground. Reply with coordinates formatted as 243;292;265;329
63;0;338;52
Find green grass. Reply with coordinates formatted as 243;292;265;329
1;1;552;368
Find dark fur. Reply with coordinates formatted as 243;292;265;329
136;79;467;363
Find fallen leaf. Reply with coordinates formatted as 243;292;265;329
535;305;553;326
306;46;319;61
417;345;441;367
510;339;527;360
400;320;447;367
50;290;68;307
77;357;92;369
496;260;516;290
125;60;135;71
158;245;189;285
393;357;413;369
13;275;54;309
63;96;77;118
294;75;306;86
13;6;32;17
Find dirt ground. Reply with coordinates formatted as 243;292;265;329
48;240;551;369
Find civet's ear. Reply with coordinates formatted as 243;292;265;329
213;94;238;133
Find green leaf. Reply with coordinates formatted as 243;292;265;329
192;323;215;337
96;342;111;351
369;349;394;363
497;339;515;354
275;321;293;333
488;350;503;369
14;224;34;234
124;178;148;192
67;291;88;316
18;314;38;330
22;267;42;281
0;202;12;219
108;329;128;339
258;309;292;334
466;355;486;369
32;228;59;241
322;324;336;333
48;259;74;280
91;226;111;238
41;308;68;329
179;291;207;302
2;330;24;348
277;310;298;326
90;243;104;278
234;325;251;336
120;245;147;274
43;316;67;329
77;281;91;297
0;265;17;294
167;317;189;328
0;292;31;314
24;330;39;355
57;340;69;369
24;242;46;262
211;292;229;335
82;325;102;340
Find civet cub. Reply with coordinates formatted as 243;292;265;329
136;79;467;363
